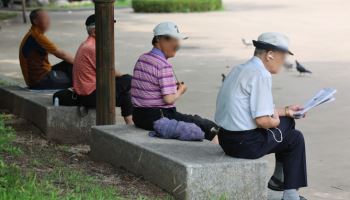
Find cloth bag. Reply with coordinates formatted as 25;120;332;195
149;117;204;141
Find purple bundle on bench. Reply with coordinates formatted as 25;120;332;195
149;117;204;141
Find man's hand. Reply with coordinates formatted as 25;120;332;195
286;105;304;118
177;83;187;95
163;83;187;105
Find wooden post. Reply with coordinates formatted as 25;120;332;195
94;0;116;125
21;0;27;23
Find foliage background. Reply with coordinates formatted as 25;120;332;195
132;0;222;13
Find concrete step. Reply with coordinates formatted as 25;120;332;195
0;86;123;144
90;125;269;200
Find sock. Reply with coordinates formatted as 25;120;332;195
273;161;284;182
283;189;299;200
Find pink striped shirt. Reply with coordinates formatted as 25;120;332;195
131;49;177;108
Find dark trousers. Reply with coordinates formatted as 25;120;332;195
218;117;307;189
78;75;133;117
29;61;73;90
133;107;218;140
30;61;73;90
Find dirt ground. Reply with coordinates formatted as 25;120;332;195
1;110;170;200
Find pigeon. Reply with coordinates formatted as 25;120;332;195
296;60;312;75
284;61;294;70
221;73;226;82
242;38;253;47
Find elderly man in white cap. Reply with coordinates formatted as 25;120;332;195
131;22;219;142
215;32;307;200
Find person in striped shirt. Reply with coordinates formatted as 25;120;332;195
131;22;218;142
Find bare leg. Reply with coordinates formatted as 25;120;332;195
124;115;133;125
211;135;219;144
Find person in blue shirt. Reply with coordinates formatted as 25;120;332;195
215;32;307;200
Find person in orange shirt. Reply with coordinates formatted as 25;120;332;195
19;9;74;89
73;14;133;124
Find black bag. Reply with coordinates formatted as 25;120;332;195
52;88;78;106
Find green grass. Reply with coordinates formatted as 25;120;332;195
0;12;17;21
132;0;222;13
0;79;17;86
0;166;122;200
32;0;131;11
0;114;168;200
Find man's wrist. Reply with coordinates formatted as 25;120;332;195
272;118;280;127
176;90;182;98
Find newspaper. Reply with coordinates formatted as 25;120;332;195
294;88;337;118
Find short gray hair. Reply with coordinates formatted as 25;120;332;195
254;48;268;56
86;25;95;35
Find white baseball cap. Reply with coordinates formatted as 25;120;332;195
253;32;293;55
153;22;188;40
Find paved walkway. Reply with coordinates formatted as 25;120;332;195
1;0;350;199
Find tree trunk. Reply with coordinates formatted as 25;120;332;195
95;0;116;125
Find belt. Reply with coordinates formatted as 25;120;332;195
219;127;257;136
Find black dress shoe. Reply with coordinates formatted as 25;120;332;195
268;176;284;191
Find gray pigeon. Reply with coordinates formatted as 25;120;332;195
242;38;253;47
296;60;312;75
221;73;226;82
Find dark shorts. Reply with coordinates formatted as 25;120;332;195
30;61;73;90
77;75;133;117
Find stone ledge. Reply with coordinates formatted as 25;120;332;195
0;86;123;144
90;125;268;200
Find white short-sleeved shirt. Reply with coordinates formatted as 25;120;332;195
215;56;274;131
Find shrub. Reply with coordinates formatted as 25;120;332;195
132;0;222;13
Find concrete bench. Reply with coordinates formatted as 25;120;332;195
0;86;123;144
90;125;268;200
